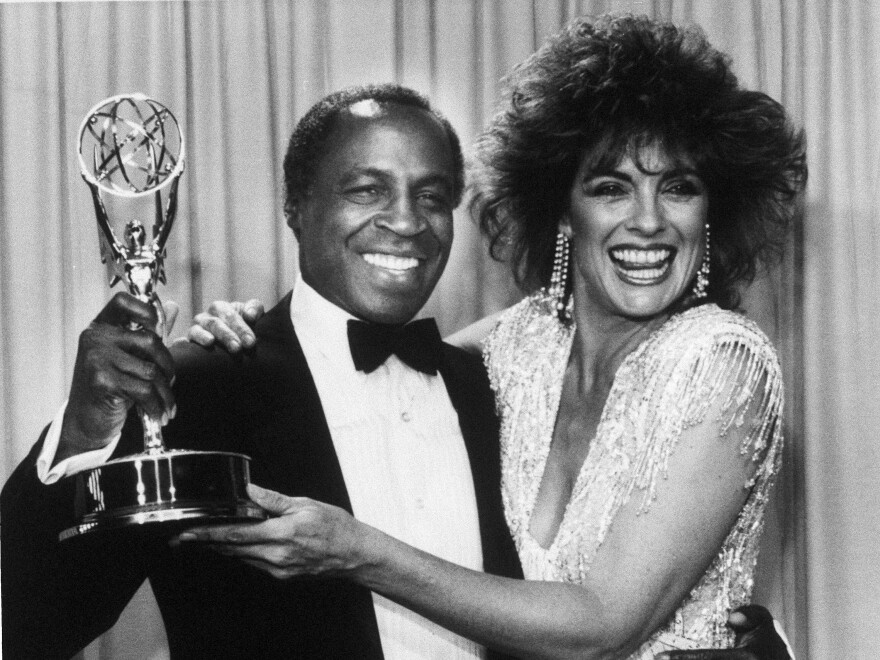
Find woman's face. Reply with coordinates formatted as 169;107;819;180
562;145;708;322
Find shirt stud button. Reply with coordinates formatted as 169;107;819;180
401;411;411;422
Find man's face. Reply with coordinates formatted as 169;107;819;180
289;103;455;325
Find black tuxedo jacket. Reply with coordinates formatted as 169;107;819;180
1;294;522;659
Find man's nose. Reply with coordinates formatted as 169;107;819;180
376;195;427;236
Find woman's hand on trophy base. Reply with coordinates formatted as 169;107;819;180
188;299;265;353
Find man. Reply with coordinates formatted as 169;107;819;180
1;84;521;659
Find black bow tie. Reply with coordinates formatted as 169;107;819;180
347;318;443;375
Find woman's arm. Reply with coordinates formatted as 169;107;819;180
358;383;765;659
173;363;770;660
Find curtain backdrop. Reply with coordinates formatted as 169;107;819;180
1;1;877;658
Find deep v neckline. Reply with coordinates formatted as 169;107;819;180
525;333;586;552
524;323;653;552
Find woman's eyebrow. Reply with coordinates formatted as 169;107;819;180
584;168;631;181
659;166;702;181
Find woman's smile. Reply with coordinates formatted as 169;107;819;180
608;246;676;285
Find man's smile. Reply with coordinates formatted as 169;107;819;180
362;252;421;272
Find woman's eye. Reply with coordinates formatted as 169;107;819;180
664;180;703;197
590;182;626;197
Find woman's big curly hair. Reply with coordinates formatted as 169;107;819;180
470;14;807;310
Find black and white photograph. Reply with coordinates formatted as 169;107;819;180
0;1;876;659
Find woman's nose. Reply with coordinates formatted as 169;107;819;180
627;197;665;234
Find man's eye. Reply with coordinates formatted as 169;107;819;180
417;191;451;210
346;186;383;203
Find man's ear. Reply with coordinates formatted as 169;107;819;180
284;200;302;240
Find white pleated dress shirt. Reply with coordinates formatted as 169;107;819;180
291;277;485;659
39;276;486;659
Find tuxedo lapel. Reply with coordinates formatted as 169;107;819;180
242;293;353;513
438;347;523;582
238;294;385;657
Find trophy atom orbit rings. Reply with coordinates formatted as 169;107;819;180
79;92;186;198
60;94;265;541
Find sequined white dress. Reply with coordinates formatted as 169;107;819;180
483;294;783;657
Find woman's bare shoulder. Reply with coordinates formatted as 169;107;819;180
444;309;508;355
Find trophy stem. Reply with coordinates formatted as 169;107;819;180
141;410;166;455
127;290;167;456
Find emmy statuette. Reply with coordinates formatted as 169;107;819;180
60;94;266;540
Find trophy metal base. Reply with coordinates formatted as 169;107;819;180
60;449;267;541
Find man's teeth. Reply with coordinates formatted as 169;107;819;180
363;253;419;270
610;248;671;265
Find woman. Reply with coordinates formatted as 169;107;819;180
185;15;806;658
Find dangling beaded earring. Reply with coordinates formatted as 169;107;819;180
692;223;710;300
548;231;572;322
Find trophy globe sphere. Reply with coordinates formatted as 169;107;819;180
78;93;185;198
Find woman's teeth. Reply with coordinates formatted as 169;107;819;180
622;266;667;281
609;248;673;282
610;248;671;265
363;253;419;271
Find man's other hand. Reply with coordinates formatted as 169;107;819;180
189;299;264;353
655;605;793;660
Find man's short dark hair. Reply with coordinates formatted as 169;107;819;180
283;84;465;212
